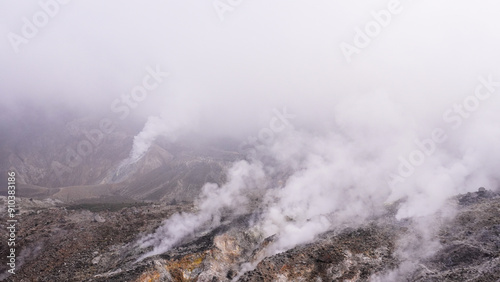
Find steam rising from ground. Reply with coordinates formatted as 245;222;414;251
119;97;200;169
3;0;500;280
137;160;267;259
137;89;500;278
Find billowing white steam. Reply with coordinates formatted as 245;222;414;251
137;160;267;260
121;97;200;167
127;116;167;163
136;88;500;278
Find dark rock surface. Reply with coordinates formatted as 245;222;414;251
1;189;499;281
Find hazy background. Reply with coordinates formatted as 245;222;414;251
2;0;499;139
2;1;500;278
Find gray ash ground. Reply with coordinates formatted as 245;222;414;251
1;188;499;281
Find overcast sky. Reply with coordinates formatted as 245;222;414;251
2;0;500;139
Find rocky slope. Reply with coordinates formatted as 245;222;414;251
1;113;499;282
0;116;239;205
1;188;499;281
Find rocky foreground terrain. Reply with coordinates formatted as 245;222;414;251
1;118;499;281
1;188;499;281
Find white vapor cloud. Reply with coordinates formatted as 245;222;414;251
2;0;500;279
137;160;267;260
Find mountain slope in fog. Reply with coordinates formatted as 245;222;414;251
0;117;239;204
